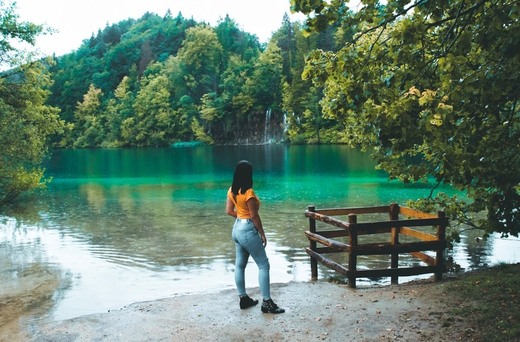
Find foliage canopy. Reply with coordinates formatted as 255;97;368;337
292;0;520;236
0;1;64;205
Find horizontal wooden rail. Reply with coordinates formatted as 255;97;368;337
410;251;436;266
314;246;345;254
306;249;443;278
306;247;348;275
399;206;439;219
306;210;448;234
304;211;349;230
353;240;447;255
399;227;438;241
309;205;391;216
351;217;448;231
348;265;443;279
305;231;350;251
317;230;350;239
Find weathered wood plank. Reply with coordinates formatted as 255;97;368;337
304;211;350;230
319;230;350;238
352;217;449;231
314;246;345;254
347;265;443;278
410;251;436;266
321;227;392;237
309;205;391;216
305;248;349;275
354;240;447;255
305;231;350;251
306;213;448;234
398;206;438;219
399;226;438;241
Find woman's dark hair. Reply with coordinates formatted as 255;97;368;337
231;160;253;195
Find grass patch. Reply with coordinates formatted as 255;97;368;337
444;263;520;341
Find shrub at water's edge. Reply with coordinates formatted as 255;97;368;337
0;2;65;205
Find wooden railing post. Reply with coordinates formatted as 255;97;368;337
389;203;400;284
347;213;358;288
308;205;318;280
435;211;446;281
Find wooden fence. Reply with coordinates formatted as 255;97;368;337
305;203;448;288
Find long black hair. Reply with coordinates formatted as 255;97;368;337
231;160;253;195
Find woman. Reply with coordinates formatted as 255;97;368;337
226;160;285;314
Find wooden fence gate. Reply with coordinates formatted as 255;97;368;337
305;203;448;288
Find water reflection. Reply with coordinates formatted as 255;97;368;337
1;145;519;327
0;219;70;336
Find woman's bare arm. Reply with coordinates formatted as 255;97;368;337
247;198;267;247
226;196;237;218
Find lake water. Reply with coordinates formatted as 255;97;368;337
1;145;519;324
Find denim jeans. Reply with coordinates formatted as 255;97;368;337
232;218;271;300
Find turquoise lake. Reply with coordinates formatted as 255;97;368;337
1;145;519;324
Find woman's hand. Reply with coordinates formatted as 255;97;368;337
260;233;267;247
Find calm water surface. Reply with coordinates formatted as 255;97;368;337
1;145;519;324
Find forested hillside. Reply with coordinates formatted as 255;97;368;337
47;11;341;147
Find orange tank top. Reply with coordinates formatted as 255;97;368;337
228;188;260;219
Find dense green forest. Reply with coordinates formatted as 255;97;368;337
46;11;340;147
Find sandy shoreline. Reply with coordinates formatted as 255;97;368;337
2;278;474;342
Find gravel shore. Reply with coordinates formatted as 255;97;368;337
2;279;473;342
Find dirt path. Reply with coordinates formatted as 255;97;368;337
4;279;474;342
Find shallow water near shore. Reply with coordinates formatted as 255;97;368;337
1;145;519;332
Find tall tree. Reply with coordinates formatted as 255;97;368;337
218;54;256;142
246;42;284;142
175;25;224;101
72;84;104;148
273;13;298;84
122;73;174;146
278;20;339;144
294;0;520;237
0;1;64;204
249;42;284;112
103;75;136;147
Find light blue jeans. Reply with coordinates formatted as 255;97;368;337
232;218;271;300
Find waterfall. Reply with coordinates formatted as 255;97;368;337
283;113;289;133
263;108;272;144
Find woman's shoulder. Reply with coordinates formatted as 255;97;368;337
244;188;258;199
234;188;257;199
